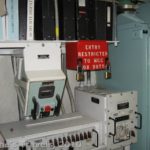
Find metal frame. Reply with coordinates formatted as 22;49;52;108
0;41;119;55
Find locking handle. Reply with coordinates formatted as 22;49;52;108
109;117;117;137
109;117;130;144
135;112;142;130
92;129;99;148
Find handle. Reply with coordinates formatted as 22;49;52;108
135;112;142;129
92;129;99;148
109;117;116;136
109;117;131;144
54;94;62;116
31;97;38;120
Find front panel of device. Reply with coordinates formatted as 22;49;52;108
25;127;98;150
4;120;102;150
26;79;65;119
75;87;141;150
107;91;138;149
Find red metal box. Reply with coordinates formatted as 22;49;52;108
66;40;108;71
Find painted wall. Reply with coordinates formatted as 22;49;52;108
137;2;150;24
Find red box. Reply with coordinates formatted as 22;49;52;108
66;40;108;71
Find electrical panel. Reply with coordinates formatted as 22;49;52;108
75;87;142;150
26;80;65;119
0;113;105;150
66;40;108;71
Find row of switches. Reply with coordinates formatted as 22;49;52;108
49;131;92;147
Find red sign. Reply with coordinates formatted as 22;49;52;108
66;40;108;71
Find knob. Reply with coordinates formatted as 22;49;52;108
63;137;67;144
49;139;53;147
131;130;135;137
68;146;74;150
80;133;84;141
71;135;76;142
58;138;62;145
76;134;80;141
88;131;92;139
54;139;58;147
19;146;26;150
67;136;71;143
84;132;88;140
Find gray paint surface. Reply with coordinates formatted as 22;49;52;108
0;56;19;123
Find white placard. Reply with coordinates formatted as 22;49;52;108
79;0;86;7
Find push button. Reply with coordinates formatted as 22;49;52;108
44;105;51;112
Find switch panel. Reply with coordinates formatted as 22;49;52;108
0;113;105;150
28;127;95;150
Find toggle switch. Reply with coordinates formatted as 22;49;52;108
63;137;67;144
80;133;84;141
88;131;92;139
71;135;76;142
84;132;88;140
67;136;71;143
54;139;58;147
76;134;80;141
58;138;62;145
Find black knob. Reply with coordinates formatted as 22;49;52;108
19;146;26;150
80;133;84;141
68;146;74;150
84;132;88;140
63;137;67;144
88;131;92;139
49;139;53;147
76;134;80;141
58;138;62;145
131;130;135;137
23;146;26;150
67;136;71;143
71;135;76;142
54;139;58;147
19;146;23;150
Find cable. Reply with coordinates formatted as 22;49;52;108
61;53;76;112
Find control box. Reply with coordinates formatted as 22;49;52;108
66;40;108;71
15;42;66;120
0;113;105;150
75;87;142;150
